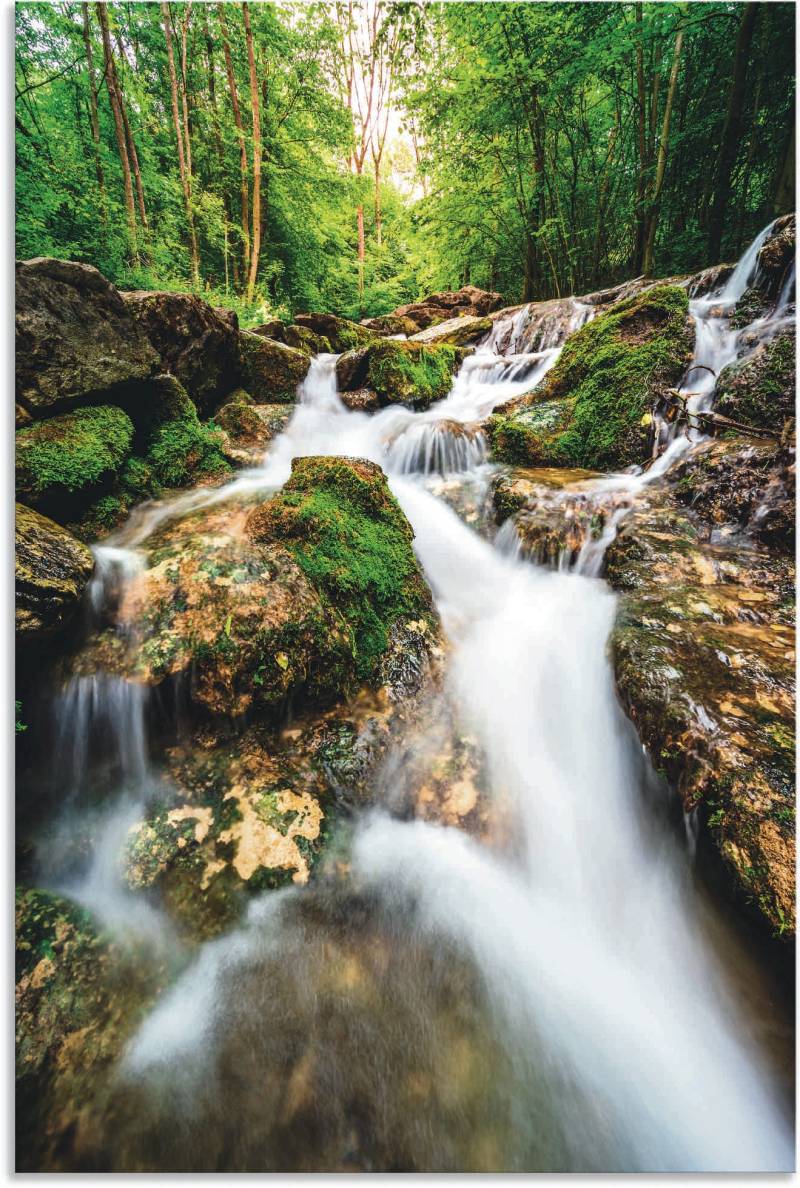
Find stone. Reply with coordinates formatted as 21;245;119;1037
410;315;492;347
121;289;240;414
293;312;374;353
361;314;420;337
15;258;158;418
714;327;795;433
237;332;310;402
335;340;462;410
15;503;94;640
340;388;380;413
213;401;293;466
757;213;795;279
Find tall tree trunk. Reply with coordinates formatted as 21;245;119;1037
643;22;684;275
114;51;148;233
632;3;648;272
373;154;382;247
773;125;795;217
96;3;137;262
356;200;365;303
204;7;239;288
218;3;250;285
162;2;199;285
243;2;262;303
81;3;106;220
707;3;759;261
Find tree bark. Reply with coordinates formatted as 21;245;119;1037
162;2;199;285
773;124;795;217
643;21;684;275
204;6;239;288
81;3;106;219
243;2;262;303
96;3;137;262
113;44;148;233
218;3;251;284
632;3;648;272
707;3;759;261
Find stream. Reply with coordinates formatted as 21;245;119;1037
25;224;795;1171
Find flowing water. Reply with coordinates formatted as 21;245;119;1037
25;224;795;1171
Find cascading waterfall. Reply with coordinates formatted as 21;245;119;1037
36;223;794;1171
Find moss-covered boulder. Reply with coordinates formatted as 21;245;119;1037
15;503;94;640
361;313;420;337
606;493;795;942
72;376;230;540
15;258;159;419
410;315;492;347
246;456;436;682
293;312;374;353
237;331;309;402
715;328;795;432
16;404;134;518
252;321;331;354
757;213;795;279
92;457;435;720
213;399;293;466
15;887;163;1171
121;290;239;414
336;340;462;411
488;285;693;471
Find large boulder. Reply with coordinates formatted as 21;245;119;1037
15;258;159;419
335;340;462;411
15;503;94;640
293;312;373;353
121;290;239;414
606;492;795;942
237;331;309;402
714;327;795;433
361;314;420;337
251;320;331;355
488;285;693;471
757;213;795;280
410;315;492;347
213;395;293;466
16;405;134;520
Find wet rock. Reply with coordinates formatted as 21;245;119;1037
251;317;287;340
213;400;293;467
758;213;795;279
606;493;795;941
410;315;492;347
392;303;449;329
672;436;795;551
396;285;503;321
15;503;94;640
488;285;693;471
120;290;239;415
15;258;159;419
335;340;463;410
15;887;163;1172
294;312;374;353
237;331;309;403
340;387;380;413
715;326;795;433
282;323;331;354
491;466;601;522
16;404;134;519
361;314;420;337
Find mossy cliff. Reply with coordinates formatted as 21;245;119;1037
488;285;693;470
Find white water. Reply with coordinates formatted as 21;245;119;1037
42;222;794;1169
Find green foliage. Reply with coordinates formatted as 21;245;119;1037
250;457;433;681
715;329;796;431
16;405;134;503
143;417;229;490
15;700;27;735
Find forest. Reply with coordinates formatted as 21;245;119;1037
15;1;796;324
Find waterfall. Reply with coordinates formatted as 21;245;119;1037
36;220;793;1171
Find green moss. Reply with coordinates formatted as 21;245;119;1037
16;405;134;507
249;457;433;683
715;329;795;431
366;340;461;409
144;417;230;489
490;286;692;471
15;887;95;980
15;699;27;735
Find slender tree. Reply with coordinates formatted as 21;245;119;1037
96;2;137;261
242;1;262;302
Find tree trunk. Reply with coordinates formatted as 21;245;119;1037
161;2;199;285
96;3;137;262
81;3;106;220
114;53;148;233
707;3;759;261
218;4;250;285
773;124;795;217
632;3;648;272
357;201;365;304
243;2;262;303
204;7;239;289
373;154;382;247
643;22;684;276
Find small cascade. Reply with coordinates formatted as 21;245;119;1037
54;672;150;796
386;418;487;476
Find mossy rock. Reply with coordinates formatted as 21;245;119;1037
715;327;795;432
361;314;420;337
16;404;134;518
237;331;309;402
410;315;492;347
282;324;331;355
488;285;693;472
294;312;374;353
336;340;462;411
15;503;94;640
15;886;163;1171
246;455;436;682
73;376;230;541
